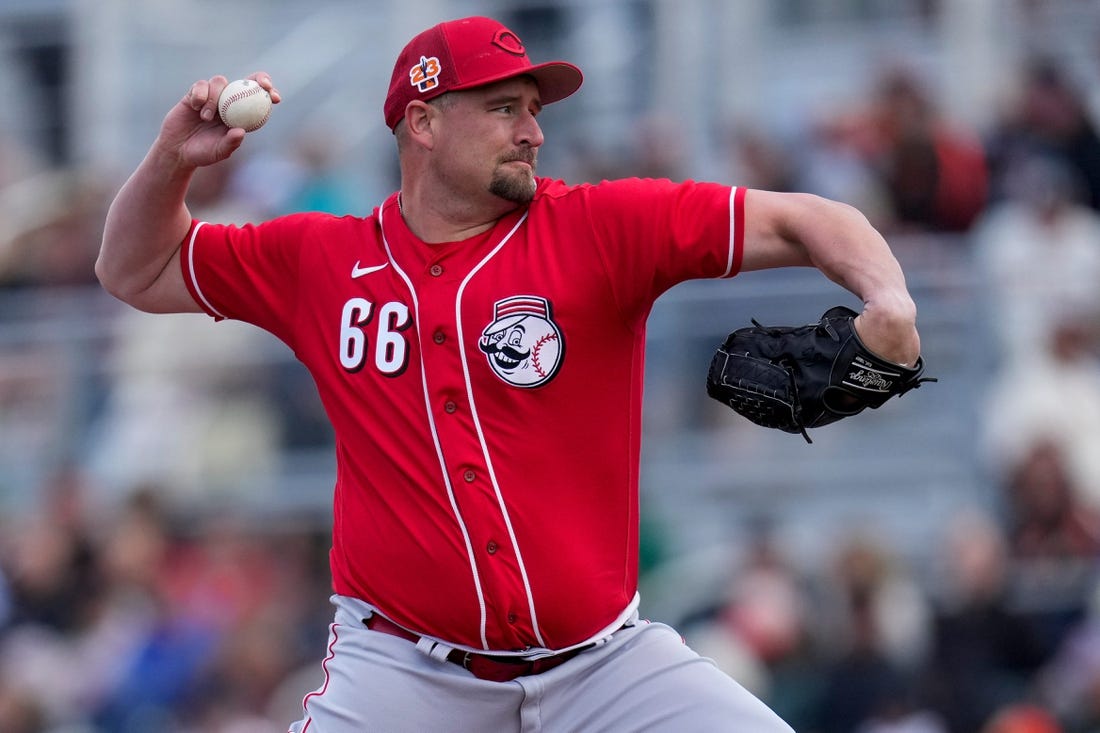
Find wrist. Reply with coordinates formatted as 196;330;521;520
854;297;920;367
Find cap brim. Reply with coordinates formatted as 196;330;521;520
526;61;584;104
451;61;583;105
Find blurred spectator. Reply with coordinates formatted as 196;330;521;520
684;519;819;724
0;468;116;726
922;510;1049;733
981;320;1100;516
1;467;98;633
985;301;1100;512
817;63;988;233
1037;581;1100;732
986;58;1100;213
812;534;933;733
997;439;1100;669
723;524;807;667
817;534;933;671
1001;440;1100;561
973;152;1100;366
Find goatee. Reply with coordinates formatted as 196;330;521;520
489;151;537;204
489;173;537;204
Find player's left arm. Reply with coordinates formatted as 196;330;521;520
738;189;920;366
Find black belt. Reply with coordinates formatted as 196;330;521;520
364;614;592;682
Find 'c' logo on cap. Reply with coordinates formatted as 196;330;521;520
409;55;442;92
492;29;526;56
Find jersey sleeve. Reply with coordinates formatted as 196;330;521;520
180;214;312;347
582;178;744;316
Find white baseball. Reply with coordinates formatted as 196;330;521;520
217;79;272;132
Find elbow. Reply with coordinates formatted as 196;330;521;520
94;255;118;297
94;252;151;307
94;254;128;302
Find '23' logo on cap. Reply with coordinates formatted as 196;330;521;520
409;55;441;93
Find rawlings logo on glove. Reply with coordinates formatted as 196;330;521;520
706;305;935;443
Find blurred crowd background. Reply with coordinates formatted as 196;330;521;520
2;0;1100;731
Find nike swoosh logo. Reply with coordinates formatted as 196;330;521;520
351;261;389;278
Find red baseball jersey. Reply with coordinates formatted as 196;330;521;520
181;177;745;652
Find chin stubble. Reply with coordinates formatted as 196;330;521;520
489;151;538;204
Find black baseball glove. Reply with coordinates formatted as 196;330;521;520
706;305;934;443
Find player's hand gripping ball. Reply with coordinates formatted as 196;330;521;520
217;79;272;132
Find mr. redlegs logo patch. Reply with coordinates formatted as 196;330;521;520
478;295;564;388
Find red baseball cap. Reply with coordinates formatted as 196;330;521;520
384;16;583;131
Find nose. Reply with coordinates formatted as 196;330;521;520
517;110;544;148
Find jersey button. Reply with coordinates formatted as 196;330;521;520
433;330;446;344
463;470;476;483
507;613;518;624
444;400;457;414
486;541;498;554
429;264;444;277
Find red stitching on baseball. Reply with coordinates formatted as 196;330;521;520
220;88;256;116
530;332;558;378
220;84;268;127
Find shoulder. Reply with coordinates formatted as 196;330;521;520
533;176;696;196
271;210;378;230
193;211;382;261
532;177;722;209
215;210;382;246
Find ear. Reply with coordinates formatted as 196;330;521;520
403;101;436;149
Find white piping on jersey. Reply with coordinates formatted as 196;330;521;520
377;203;491;649
453;212;549;649
721;186;739;278
187;222;229;319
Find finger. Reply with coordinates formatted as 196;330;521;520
215;127;247;161
199;75;230;122
248;71;282;104
186;80;211;111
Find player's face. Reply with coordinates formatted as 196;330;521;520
435;78;544;205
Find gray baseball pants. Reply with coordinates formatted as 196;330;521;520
288;594;795;732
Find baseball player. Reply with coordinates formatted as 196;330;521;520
96;16;922;732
